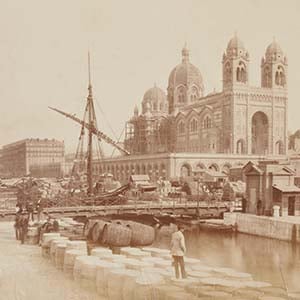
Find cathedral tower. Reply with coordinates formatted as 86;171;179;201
222;33;250;90
261;39;288;88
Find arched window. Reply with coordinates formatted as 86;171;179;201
236;139;246;154
177;121;185;134
236;61;247;83
275;66;285;87
190;118;198;133
224;62;232;83
275;140;284;155
203;116;212;129
177;87;185;103
190;86;199;102
153;102;157;111
264;66;271;87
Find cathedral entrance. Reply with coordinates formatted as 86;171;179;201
251;112;269;155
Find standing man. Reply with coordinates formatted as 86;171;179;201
170;224;187;279
20;213;29;244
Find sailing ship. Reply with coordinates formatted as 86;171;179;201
49;54;131;205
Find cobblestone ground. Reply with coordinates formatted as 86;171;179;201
0;222;104;300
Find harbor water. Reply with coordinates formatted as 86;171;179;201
155;226;300;293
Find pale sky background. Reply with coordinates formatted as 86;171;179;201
0;0;300;155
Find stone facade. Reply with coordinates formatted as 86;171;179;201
93;152;277;184
0;138;65;178
124;35;288;157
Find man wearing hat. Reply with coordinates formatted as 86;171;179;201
170;224;187;279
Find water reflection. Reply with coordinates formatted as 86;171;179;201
155;227;300;292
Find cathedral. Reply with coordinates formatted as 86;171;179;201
124;34;288;157
95;34;288;182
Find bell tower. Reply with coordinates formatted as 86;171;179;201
261;38;287;88
222;33;250;90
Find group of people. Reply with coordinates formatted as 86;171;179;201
16;198;43;222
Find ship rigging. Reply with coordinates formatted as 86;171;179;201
49;53;130;199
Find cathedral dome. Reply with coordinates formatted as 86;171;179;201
226;33;248;58
168;46;204;95
142;85;168;114
265;40;283;58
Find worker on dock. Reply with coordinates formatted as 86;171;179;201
19;213;29;244
14;212;22;240
170;224;187;279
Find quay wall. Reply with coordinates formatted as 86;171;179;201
224;213;300;243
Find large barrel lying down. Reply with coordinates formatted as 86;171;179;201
91;220;110;243
101;223;132;247
83;219;98;239
114;220;155;247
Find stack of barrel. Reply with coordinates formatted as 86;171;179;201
84;219;156;248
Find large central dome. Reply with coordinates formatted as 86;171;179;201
168;46;204;95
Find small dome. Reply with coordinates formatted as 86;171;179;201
227;35;245;51
266;40;283;57
168;46;204;94
142;85;167;114
226;33;248;58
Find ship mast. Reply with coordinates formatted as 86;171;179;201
87;52;94;196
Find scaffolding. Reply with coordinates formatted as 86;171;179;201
124;115;174;155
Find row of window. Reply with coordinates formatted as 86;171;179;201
177;116;213;134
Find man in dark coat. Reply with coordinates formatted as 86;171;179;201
20;214;29;244
14;213;22;240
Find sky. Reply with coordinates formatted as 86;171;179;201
0;0;300;154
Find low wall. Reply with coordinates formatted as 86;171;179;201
224;212;300;243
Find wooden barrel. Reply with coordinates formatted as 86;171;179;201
91;220;109;243
55;243;67;270
63;249;87;277
107;269;139;300
101;223;132;247
83;219;98;239
96;261;125;297
121;221;155;246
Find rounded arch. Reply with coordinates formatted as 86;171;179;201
176;85;186;103
194;162;206;171
275;140;284;155
236;61;247;83
189;117;198;133
252;111;269;155
236;138;246;154
180;163;192;178
177;119;185;135
208;163;219;172
222;163;232;175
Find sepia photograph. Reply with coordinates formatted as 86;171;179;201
0;0;300;299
